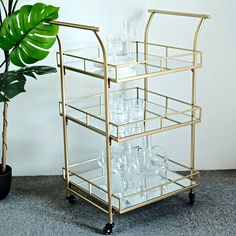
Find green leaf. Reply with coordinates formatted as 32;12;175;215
0;93;9;102
3;80;26;100
18;66;57;76
30;66;57;75
0;3;59;67
0;66;57;102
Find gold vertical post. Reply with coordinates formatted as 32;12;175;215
56;36;70;196
165;46;168;69
144;12;155;100
143;12;155;135
190;18;205;188
136;41;139;62
94;31;113;224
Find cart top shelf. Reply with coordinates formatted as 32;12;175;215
53;9;210;83
57;41;202;83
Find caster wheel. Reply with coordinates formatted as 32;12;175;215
189;191;195;205
66;195;76;204
103;223;114;235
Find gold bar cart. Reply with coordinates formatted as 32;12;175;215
52;9;210;234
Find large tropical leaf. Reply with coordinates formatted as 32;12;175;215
0;66;57;102
0;3;59;67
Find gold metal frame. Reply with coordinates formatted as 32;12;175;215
51;9;210;227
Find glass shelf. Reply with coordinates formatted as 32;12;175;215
60;87;201;142
57;41;202;83
63;155;199;214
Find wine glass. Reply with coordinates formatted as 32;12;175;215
106;35;122;64
121;21;129;56
127;21;137;59
97;148;118;190
151;145;168;177
136;144;151;201
97;151;107;190
149;144;168;195
112;34;123;62
106;34;116;60
121;21;137;59
113;143;131;197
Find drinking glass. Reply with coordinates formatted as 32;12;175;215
129;98;144;135
151;145;168;177
110;94;130;137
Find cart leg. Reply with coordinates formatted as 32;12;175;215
94;31;115;234
103;222;115;235
190;67;197;205
66;195;76;204
66;183;76;204
103;136;115;235
57;36;73;203
189;189;195;205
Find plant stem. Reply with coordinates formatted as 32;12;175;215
12;0;19;14
1;102;8;173
1;51;10;173
0;8;3;25
0;0;7;16
9;0;14;15
0;0;19;173
0;58;7;69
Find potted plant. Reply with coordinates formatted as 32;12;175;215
0;1;59;199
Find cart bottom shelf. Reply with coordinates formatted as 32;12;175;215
63;159;199;214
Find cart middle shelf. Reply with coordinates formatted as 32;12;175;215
59;87;201;142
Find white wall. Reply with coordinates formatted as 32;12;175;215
0;0;235;175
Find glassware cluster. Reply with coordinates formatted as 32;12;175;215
97;135;168;205
109;94;145;137
106;21;137;63
98;21;169;206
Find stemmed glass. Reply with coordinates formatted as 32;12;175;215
124;144;140;195
151;145;168;193
97;151;107;190
97;148;117;190
128;21;137;59
113;143;131;198
106;34;123;64
121;21;137;59
136;138;152;200
106;35;115;59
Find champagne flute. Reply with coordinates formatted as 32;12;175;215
127;21;137;59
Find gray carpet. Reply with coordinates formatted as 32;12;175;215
0;170;236;236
